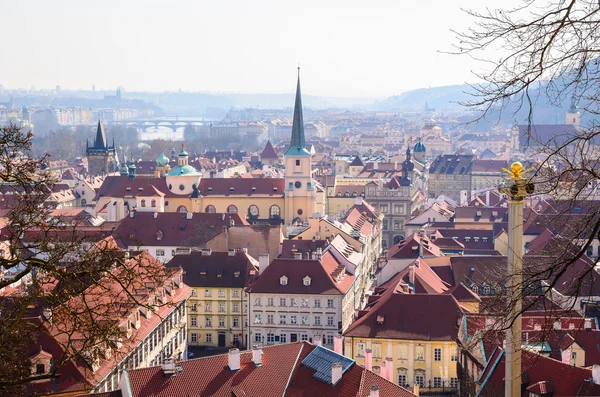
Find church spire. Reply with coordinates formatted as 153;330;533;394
94;119;108;149
285;67;309;156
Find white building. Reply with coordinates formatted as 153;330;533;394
246;251;357;349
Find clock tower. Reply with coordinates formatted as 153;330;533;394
284;68;316;223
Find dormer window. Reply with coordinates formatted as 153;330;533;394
156;231;163;241
303;276;311;286
280;275;288;286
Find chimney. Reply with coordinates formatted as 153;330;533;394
313;335;322;346
259;254;270;275
186;212;193;220
161;357;176;377
221;226;229;251
228;248;236;257
418;229;425;258
413;384;420;396
228;348;240;371
385;357;393;382
585;318;592;330
252;345;263;366
364;348;373;371
369;385;380;397
129;210;135;219
593;365;600;385
333;334;343;354
408;264;415;285
153;212;158;219
331;362;343;386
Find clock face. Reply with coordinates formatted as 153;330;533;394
249;205;259;216
295;181;302;189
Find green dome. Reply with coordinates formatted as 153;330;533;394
156;152;169;167
167;165;201;176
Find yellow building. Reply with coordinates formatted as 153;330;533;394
165;250;259;349
343;287;463;392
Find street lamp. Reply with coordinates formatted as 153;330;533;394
498;162;534;397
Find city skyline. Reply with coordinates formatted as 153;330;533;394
2;0;517;97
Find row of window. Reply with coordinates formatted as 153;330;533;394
190;333;240;344
357;343;457;362
190;316;241;328
254;297;335;308
204;204;281;219
192;289;241;298
254;332;334;345
254;313;336;326
140;199;158;208
394;373;457;388
190;302;244;313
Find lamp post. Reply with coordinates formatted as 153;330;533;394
499;162;534;397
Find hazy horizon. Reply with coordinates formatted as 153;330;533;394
2;0;516;97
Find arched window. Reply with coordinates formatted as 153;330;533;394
81;199;87;206
205;205;216;213
472;285;479;294
270;205;280;219
248;205;259;219
227;205;238;214
177;205;188;213
141;199;146;207
151;199;157;208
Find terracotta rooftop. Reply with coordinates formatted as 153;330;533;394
113;211;246;248
109;342;416;397
165;250;258;289
246;252;356;295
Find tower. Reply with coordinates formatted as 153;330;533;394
566;96;581;129
128;155;136;180
413;137;426;162
284;68;317;223
154;152;171;177
400;147;414;187
86;119;117;176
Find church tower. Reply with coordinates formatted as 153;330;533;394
284;68;316;223
566;96;581;129
86;119;117;176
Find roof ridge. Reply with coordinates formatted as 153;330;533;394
282;342;308;396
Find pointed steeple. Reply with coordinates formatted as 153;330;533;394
285;67;310;156
94;119;108;149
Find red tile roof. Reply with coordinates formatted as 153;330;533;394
165;250;258;289
344;289;463;341
387;232;443;259
199;177;285;197
246;252;356;295
260;140;279;159
118;342;415;397
479;346;600;396
113;211;246;247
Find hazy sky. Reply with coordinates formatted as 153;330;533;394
1;0;512;97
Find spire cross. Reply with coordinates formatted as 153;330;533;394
297;63;300;77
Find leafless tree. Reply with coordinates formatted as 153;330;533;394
452;1;600;388
0;124;173;395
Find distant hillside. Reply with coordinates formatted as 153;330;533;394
371;84;473;112
373;83;594;126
